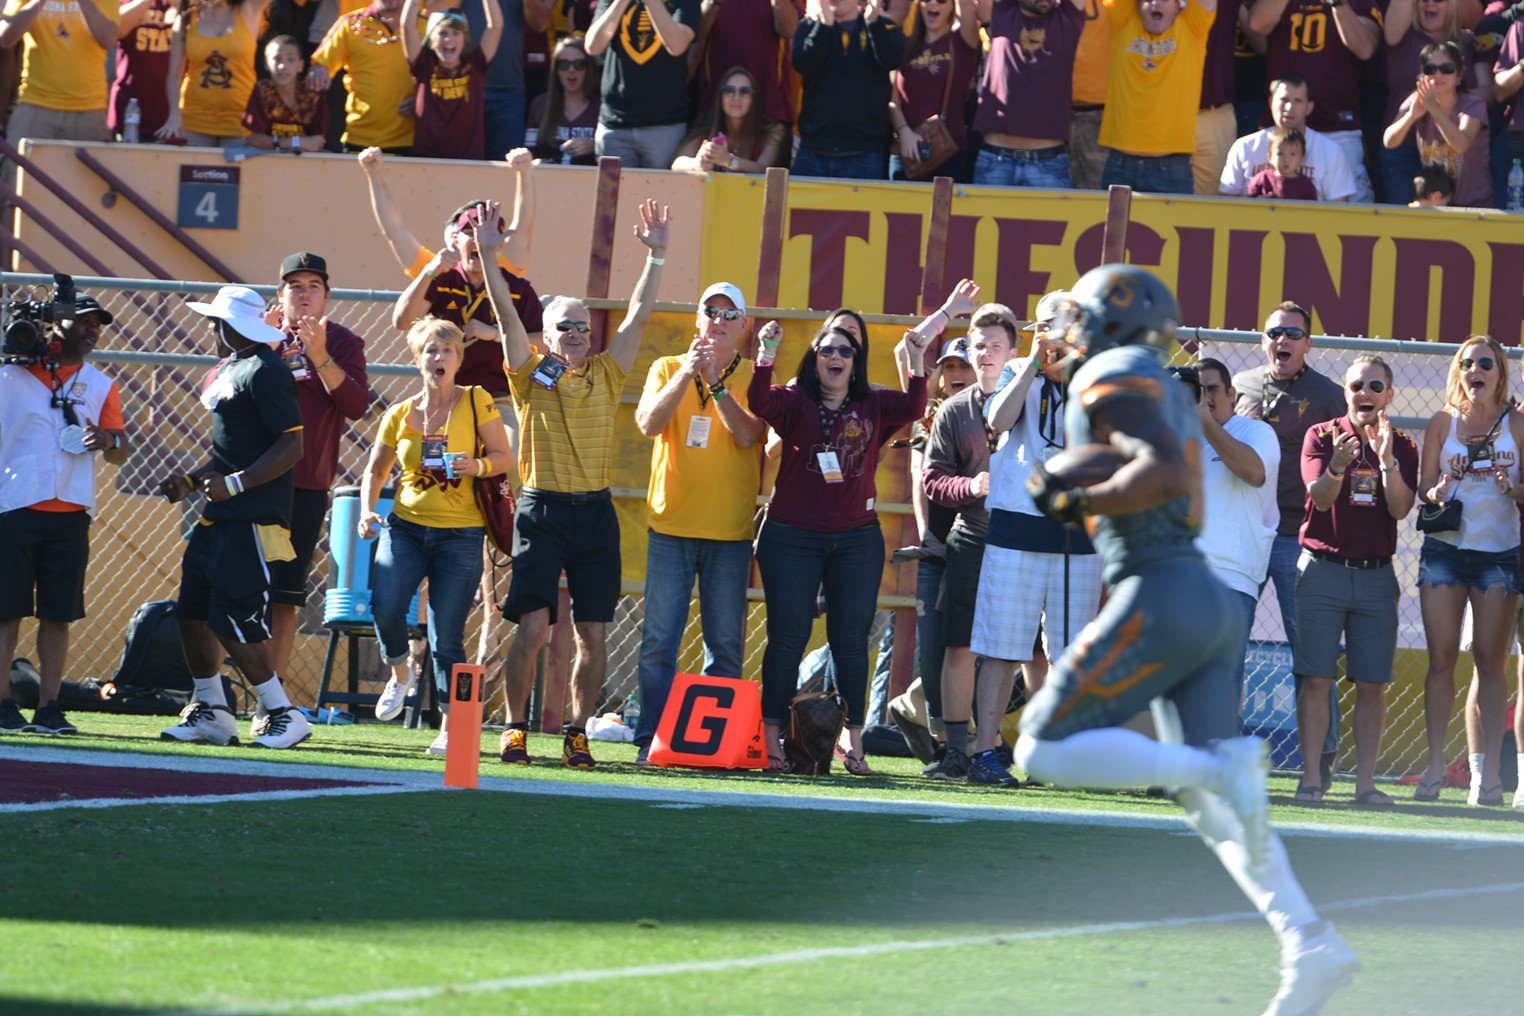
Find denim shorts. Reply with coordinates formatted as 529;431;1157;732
1417;538;1523;595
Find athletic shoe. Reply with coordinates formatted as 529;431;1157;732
499;728;531;765
1514;785;1524;809
250;704;269;739
249;706;312;749
425;730;449;756
27;701;77;735
563;732;596;770
634;743;653;766
161;702;240;746
1207;736;1271;868
374;669;416;722
922;745;969;781
1264;923;1360;1016
0;698;27;733
995;742;1015;769
966;748;1020;787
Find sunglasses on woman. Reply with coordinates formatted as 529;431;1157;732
720;85;754;96
1265;326;1308;341
1422;62;1458;75
1461;357;1496;371
555;320;591;333
556;58;589;71
816;344;856;358
1347;379;1387;394
703;306;744;321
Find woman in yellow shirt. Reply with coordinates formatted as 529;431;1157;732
358;318;512;755
156;0;270;145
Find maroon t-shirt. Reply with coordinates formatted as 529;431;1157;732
972;0;1085;140
1262;0;1376;133
1247;167;1320;199
1400;90;1495;207
1201;0;1242;108
423;266;544;394
896;31;981;150
273;321;371;491
527;91;601;163
411;47;488;160
1299;415;1420;559
108;0;174;136
243;80;329;139
695;0;804;126
1500;22;1524;133
1383;26;1478;127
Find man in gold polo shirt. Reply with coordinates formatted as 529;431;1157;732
629;281;765;764
479;198;669;769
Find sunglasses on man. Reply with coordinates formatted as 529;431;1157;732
1347;379;1387;394
1265;326;1308;341
703;306;744;321
555;320;591;333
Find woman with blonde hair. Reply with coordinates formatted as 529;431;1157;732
359;317;512;754
1414;335;1523;804
156;0;271;146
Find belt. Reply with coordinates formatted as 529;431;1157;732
1072;103;1104;113
983;143;1065;161
1307;548;1392;571
521;486;611;505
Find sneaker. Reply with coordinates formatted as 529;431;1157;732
26;701;77;735
499;728;531;765
1265;924;1360;1016
563;732;596;770
249;706;312;749
0;698;27;733
250;704;270;739
374;668;417;722
1514;785;1524;809
922;745;969;781
1207;736;1271;868
966;748;1020;787
634;742;653;766
161;702;240;746
425;730;449;756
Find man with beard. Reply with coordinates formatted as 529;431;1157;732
970;0;1089;189
1293;356;1416;806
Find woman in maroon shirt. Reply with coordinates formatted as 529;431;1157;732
528;36;601;165
889;0;981;181
749;319;931;773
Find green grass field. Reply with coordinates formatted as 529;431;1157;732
2;716;1520;1016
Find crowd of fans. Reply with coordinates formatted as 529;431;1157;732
7;0;1524;206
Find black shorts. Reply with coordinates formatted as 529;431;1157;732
177;521;276;644
502;488;620;625
941;527;986;648
268;488;330;607
0;508;90;622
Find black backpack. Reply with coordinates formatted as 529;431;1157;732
111;600;195;693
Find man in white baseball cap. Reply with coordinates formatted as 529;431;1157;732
160;286;310;749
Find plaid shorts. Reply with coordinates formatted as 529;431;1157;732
970;544;1104;662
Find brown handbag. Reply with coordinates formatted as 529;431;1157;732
468;387;517;556
899;49;961;181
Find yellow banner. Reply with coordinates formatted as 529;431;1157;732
701;175;1524;344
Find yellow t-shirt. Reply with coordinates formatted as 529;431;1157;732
1099;0;1213;155
180;6;259;137
312;8;416;150
5;0;115;112
377;385;500;528
643;355;761;542
508;351;627;494
1071;2;1112;107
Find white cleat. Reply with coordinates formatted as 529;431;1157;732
374;670;417;722
160;702;240;746
1264;924;1360;1016
425;730;448;756
1208;735;1271;867
250;703;270;739
249;706;312;749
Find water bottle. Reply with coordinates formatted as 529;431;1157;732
1509;160;1524;213
622;691;641;732
123;98;141;144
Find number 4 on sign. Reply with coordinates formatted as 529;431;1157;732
195;191;218;223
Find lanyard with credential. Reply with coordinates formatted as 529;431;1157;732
694;353;742;410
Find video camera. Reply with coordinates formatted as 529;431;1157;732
2;273;77;367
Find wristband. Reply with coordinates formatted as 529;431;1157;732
426;270;438;280
709;380;729;399
647;256;666;266
476;457;489;477
313;356;334;372
226;472;245;496
184;473;199;491
111;432;121;449
1327;468;1345;480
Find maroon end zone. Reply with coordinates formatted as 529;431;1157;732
1;760;371;806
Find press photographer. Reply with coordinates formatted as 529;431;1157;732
0;276;128;735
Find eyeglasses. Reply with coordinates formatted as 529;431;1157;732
1461;357;1496;371
703;306;744;321
720;85;754;96
1422;62;1458;75
556;58;588;71
816;345;856;358
1347;379;1388;394
555;320;591;333
1265;326;1308;341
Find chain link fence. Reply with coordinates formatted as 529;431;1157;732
3;273;1497;776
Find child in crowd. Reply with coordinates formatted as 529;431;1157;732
1246;127;1319;201
243;35;329;152
402;0;503;161
1409;165;1456;207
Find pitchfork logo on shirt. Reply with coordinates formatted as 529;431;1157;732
1126;35;1177;72
620;1;664;65
202;51;234;90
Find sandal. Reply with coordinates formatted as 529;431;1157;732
1471;783;1504;807
1293;782;1324;804
1354;788;1395;808
836;747;872;777
766;749;792;774
1412;776;1444;802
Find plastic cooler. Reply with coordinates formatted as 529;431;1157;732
325;486;420;627
1239;640;1302;771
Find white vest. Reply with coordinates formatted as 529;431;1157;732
0;362;114;516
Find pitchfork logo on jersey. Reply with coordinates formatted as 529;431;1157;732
202;51;234;90
620;0;664;65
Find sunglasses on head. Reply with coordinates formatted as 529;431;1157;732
703;306;744;321
555;320;591;333
720;84;754;96
1423;62;1458;75
556;57;588;71
1461;356;1496;371
1265;326;1308;341
1347;379;1387;394
816;344;856;359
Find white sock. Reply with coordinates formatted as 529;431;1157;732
253;677;291;712
192;676;228;709
1517;754;1523;783
1469;753;1485;788
1015;729;1216;789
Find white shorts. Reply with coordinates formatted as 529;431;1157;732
969;544;1104;663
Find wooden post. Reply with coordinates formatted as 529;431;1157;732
1101;184;1133;265
918;175;955;313
585;156;622;350
754;167;788;314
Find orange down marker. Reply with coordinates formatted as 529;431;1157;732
444;663;485;789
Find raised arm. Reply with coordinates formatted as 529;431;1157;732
524;0;555;32
474;202;537;371
1384;0;1414;45
607;199;670;373
585;0;634;56
358;148;426;274
480;0;505;62
1331;4;1379;60
392;247;458;329
0;0;46;47
1246;0;1290;37
80;0;120;47
401;0;424;65
642;0;695;54
503;147;535;267
955;0;981;49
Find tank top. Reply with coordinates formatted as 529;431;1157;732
110;0;175;136
180;5;259;138
1430;409;1521;554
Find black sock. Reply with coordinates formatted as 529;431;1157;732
507;721;528;731
565;725;585;737
945;721;969;756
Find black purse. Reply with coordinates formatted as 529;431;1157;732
1416;407;1510;535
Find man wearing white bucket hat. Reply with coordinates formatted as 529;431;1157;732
159;286;310;750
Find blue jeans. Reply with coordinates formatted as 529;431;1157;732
484;87;525;161
634;531;752;745
915;555;947;726
1264;533;1338;755
1102;151;1194;195
1378;142;1423;205
371;515;484;709
791;146;888;181
1229;589;1257;706
756;519;885;726
972;147;1073;189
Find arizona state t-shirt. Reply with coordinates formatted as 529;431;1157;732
593;0;700;128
